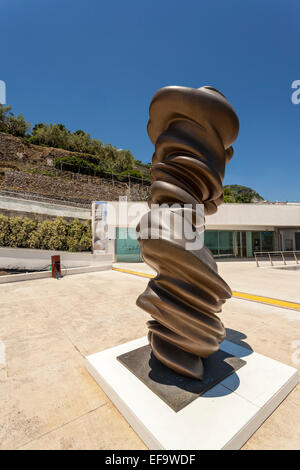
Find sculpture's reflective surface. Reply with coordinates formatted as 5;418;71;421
136;86;239;379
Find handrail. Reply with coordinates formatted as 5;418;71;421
254;250;300;267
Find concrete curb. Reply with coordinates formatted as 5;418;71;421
0;264;112;284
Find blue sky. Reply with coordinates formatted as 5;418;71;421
1;0;299;201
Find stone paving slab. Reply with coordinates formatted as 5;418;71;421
0;267;299;449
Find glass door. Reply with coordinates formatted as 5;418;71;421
252;232;261;255
233;231;248;257
241;232;247;257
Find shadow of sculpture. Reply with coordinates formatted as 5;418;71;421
146;328;253;404
224;328;254;357
118;329;251;411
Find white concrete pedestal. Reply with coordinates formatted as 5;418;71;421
86;337;298;450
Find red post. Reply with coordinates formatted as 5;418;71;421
51;255;61;279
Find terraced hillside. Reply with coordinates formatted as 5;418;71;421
0;132;150;206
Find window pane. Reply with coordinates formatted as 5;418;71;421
116;228;141;262
219;231;233;256
261;231;274;251
204;230;219;255
252;231;261;253
247;232;253;257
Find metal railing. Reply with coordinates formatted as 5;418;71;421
54;161;151;186
254;250;300;267
19;164;151;186
3;166;151;203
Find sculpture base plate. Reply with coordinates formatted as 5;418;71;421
117;345;246;412
86;336;298;450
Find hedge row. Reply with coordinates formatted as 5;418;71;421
0;215;92;252
54;154;151;184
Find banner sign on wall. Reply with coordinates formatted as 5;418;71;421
92;201;108;254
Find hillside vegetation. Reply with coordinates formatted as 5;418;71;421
0;104;264;204
0;104;151;182
224;185;264;203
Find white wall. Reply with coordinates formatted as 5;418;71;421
3;197;300;229
206;203;300;229
106;201;300;229
0;195;91;220
102;201;300;261
0;247;111;271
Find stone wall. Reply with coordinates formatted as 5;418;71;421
4;170;150;203
0;132;69;166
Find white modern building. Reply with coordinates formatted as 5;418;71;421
98;202;300;262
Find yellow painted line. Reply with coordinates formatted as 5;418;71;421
232;291;300;310
112;267;154;279
112;267;300;311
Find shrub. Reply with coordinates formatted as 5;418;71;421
48;217;68;250
78;231;92;252
67;218;84;252
27;219;51;249
54;154;103;176
0;214;10;246
135;160;152;169
116;169;151;184
120;169;143;179
9;217;37;248
80;221;92;252
30;217;68;251
27;229;42;249
1;214;92;252
67;219;92;252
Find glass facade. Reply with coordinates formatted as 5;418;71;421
116;227;141;262
204;230;275;258
115;228;275;261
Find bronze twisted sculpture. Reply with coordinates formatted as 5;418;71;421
136;86;239;380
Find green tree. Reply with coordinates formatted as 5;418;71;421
30;123;70;149
0;104;11;132
0;104;30;137
223;186;235;203
88;138;104;157
102;144;119;171
116;149;135;172
32;123;47;133
6;114;30;137
69;132;93;154
235;192;253;203
73;129;86;136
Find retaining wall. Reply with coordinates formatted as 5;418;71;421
0;246;112;271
